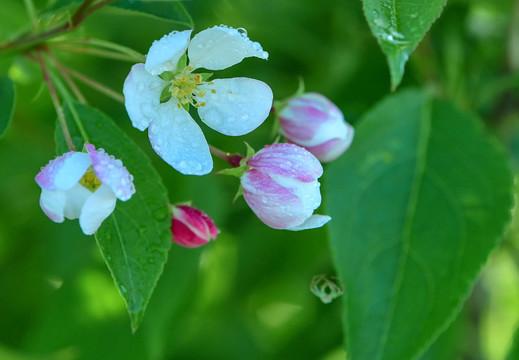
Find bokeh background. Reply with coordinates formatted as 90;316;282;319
0;0;518;359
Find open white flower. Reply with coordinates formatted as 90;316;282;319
123;25;274;175
35;144;135;235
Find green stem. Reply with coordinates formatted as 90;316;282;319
62;65;124;103
48;64;90;144
48;52;87;104
51;44;139;62
66;38;145;62
37;51;75;151
23;0;38;31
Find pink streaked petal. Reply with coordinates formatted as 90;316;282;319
271;174;322;217
79;184;117;235
39;189;66;223
174;205;218;241
86;144;135;201
304;126;354;162
171;219;209;248
148;103;213;175
36;152;91;191
241;169;307;229
246;143;322;182
145;30;192;75
196;78;273;136
286;214;331;231
187;25;268;71
123;63;168;131
279;93;346;147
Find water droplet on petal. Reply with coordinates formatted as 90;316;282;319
141;104;155;119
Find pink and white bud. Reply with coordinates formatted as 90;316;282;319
278;92;354;162
240;143;331;231
171;205;218;247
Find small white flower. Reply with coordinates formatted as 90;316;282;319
123;25;274;175
35;144;135;235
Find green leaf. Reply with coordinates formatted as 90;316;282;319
325;89;513;360
0;77;15;139
363;0;447;90
506;324;519;360
110;0;193;27
56;102;171;332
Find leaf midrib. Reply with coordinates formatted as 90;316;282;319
375;96;433;360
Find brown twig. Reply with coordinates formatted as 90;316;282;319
0;0;116;54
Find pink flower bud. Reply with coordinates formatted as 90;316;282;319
171;205;218;247
241;143;331;231
278;93;354;162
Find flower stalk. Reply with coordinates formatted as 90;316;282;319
209;145;244;168
37;50;75;151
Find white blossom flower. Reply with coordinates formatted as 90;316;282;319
35;144;135;235
123;25;273;175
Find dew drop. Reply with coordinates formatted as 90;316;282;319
237;27;248;36
152;208;168;221
140;104;155;119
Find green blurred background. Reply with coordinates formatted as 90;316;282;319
0;0;518;359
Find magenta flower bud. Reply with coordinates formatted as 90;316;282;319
278;92;354;162
241;143;331;231
171;205;218;247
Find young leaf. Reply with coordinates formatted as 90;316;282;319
110;0;193;27
325;90;513;360
363;0;447;90
0;76;15;139
56;102;171;332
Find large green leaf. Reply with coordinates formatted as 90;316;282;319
325;90;513;360
363;0;447;90
43;0;193;27
56;102;171;332
506;324;519;360
0;77;15;139
110;0;193;27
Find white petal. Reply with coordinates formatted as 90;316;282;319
145;30;192;75
187;25;268;70
63;183;92;220
287;215;331;231
123;63;168;131
79;184;117;235
36;152;91;191
196;78;273;136
148;103;213;175
271;174;322;217
40;189;66;223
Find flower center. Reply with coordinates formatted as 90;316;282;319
170;66;215;109
79;167;102;192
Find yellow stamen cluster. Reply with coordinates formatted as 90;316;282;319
170;66;215;109
79;167;102;192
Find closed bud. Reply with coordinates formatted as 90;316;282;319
171;205;218;247
240;143;331;231
277;92;354;162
